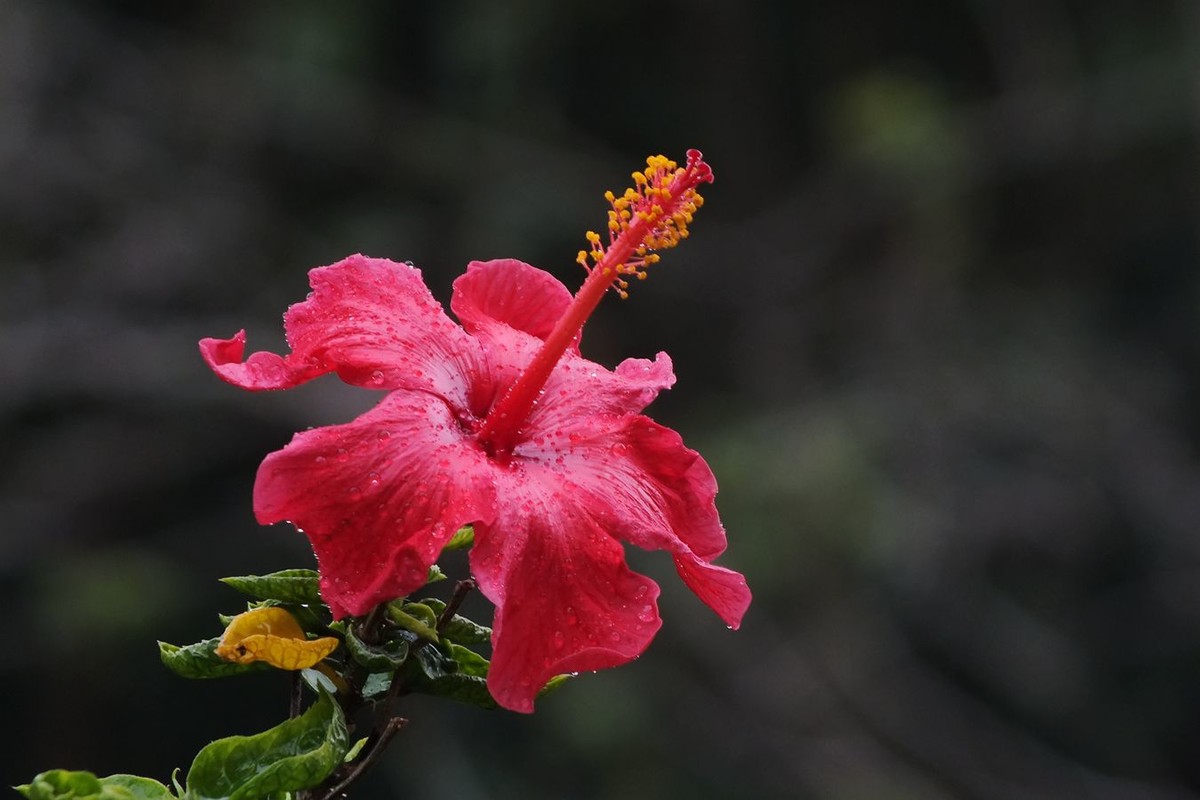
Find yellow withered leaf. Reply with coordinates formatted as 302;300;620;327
215;607;338;670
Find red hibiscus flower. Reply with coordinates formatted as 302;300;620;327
201;150;750;712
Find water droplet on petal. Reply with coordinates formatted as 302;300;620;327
370;369;385;385
611;442;629;457
553;631;565;651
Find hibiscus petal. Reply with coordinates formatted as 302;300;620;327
201;255;485;412
200;330;327;391
515;351;676;450
520;414;750;630
672;555;751;630
254;389;496;619
470;495;662;714
450;259;580;353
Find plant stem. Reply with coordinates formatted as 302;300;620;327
290;670;303;718
314;717;408;800
314;578;477;799
437;578;477;634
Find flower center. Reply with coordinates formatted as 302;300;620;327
476;150;713;461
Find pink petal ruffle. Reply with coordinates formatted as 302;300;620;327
202;255;487;414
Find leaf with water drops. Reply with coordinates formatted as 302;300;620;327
159;638;270;679
185;688;348;800
340;620;410;671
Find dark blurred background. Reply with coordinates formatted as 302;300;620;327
4;1;1200;798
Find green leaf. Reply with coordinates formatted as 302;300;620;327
443;525;475;551
343;623;409;671
538;673;574;698
343;737;368;763
300;667;340;696
220;570;322;605
16;768;100;800
440;616;492;645
386;602;439;643
423;673;498;710
158;639;269;679
96;776;176;800
361;671;393;700
419;599;491;644
185;689;348;800
15;771;173;800
401;645;497;710
445;643;489;678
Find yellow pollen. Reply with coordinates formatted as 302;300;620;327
575;152;710;295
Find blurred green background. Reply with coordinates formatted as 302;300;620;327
4;1;1200;798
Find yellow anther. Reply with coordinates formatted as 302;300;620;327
576;150;712;292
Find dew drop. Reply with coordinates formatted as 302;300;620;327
637;605;654;622
348;486;361;500
553;631;565;651
611;442;629;457
370;369;385;385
